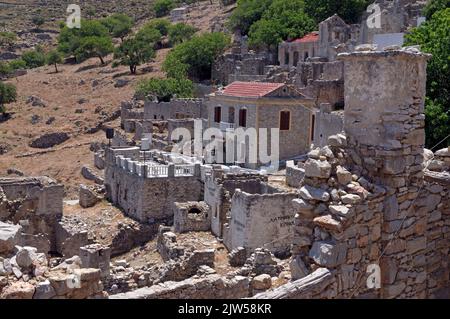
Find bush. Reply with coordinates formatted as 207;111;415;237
136;77;193;102
168;23;197;46
0;62;12;77
153;0;175;18
8;59;27;70
0;81;17;114
163;32;230;81
304;0;371;24
144;18;171;36
21;47;46;68
101;13;134;41
32;16;45;29
0;31;16;47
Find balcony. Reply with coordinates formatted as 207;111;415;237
219;121;235;132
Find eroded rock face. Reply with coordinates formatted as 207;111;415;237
29;132;69;149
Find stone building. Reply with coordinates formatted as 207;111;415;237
144;98;207;121
278;32;320;67
275;46;450;299
206;81;316;168
104;147;203;223
0;177;64;253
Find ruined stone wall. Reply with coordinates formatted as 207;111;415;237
313;108;344;148
144;98;206;121
226;189;298;256
203;171;267;238
106;165;203;223
173;201;211;233
109;274;249;299
280;48;449;299
0;177;64;253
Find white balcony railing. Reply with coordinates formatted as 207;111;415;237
219;121;235;131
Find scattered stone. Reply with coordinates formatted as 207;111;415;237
0;222;22;254
29;132;70;149
299;185;330;202
79;184;101;208
252;274;272;290
304;159;331;178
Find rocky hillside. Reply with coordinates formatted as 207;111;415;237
0;0;233;198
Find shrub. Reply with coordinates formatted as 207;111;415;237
153;0;175;18
136;77;193;102
21;47;46;68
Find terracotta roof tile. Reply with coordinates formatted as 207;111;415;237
291;32;319;43
220;82;285;98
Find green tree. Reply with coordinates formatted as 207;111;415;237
144;18;171;36
153;0;175;18
58;20;113;64
46;50;63;73
136;77;193;102
0;81;17;116
248;0;316;49
135;24;163;45
405;8;450;147
304;0;371;24
168;23;197;46
163;32;230;81
75;36;114;64
21;47;46;68
114;37;156;74
228;0;272;35
101;13;134;41
32;16;45;30
422;0;450;20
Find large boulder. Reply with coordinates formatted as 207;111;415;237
304;159;331;179
0;222;22;254
79;184;101;208
29;132;69;149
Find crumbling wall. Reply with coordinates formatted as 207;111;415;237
144;98;206;121
283;48;449;299
226;189;298;256
0;177;64;253
173;201;211;233
109;274;249;299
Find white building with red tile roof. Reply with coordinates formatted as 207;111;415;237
207;82;316;169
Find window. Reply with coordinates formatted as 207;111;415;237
280;111;290;131
214;106;221;123
284;52;289;65
304;51;309;61
239;108;247;127
311;114;316;141
293;51;299;67
228;107;235;123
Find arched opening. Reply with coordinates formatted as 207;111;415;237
228;107;235;123
214;106;221;123
293;51;299;67
188;207;202;215
239;108;247;127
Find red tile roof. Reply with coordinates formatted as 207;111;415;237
220;82;285;98
291;32;319;43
